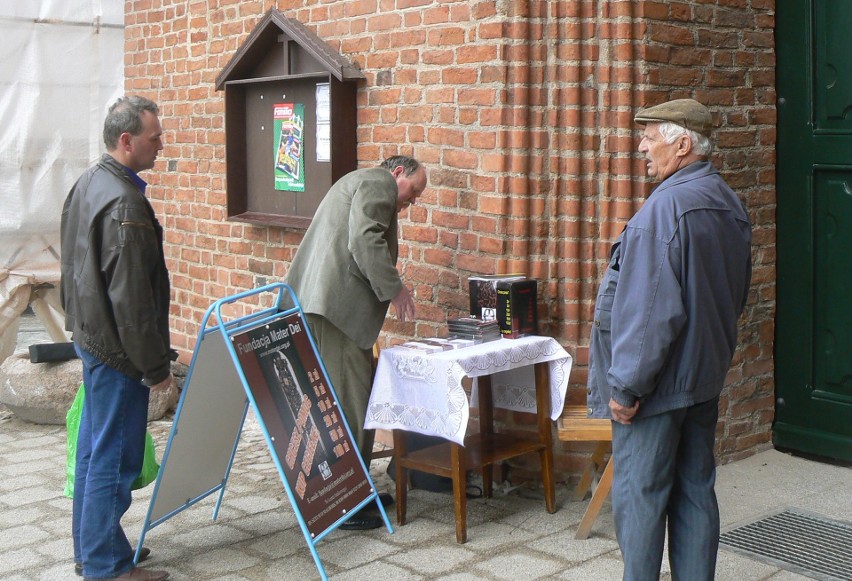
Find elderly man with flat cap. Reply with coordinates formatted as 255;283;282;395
586;98;752;580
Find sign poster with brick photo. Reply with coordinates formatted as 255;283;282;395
232;312;371;536
273;102;305;192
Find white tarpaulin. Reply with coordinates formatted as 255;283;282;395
0;0;123;361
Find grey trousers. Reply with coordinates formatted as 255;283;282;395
611;397;720;581
305;313;375;465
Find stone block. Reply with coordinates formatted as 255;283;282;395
0;351;180;425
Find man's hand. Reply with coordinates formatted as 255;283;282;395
149;373;173;392
609;398;639;425
391;285;416;322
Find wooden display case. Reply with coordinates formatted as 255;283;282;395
215;9;364;228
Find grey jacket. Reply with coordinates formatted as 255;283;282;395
285;167;402;350
60;154;172;385
588;161;752;418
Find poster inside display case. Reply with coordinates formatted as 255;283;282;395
273;103;305;192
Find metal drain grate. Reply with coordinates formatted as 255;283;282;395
720;508;852;581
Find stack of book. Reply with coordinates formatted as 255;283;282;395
468;274;539;339
446;317;501;343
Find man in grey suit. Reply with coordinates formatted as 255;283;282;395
587;99;751;580
285;155;426;529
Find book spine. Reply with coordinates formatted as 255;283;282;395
513;283;538;337
496;280;538;338
515;282;538;336
496;286;516;338
468;280;480;317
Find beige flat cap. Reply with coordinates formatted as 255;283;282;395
634;98;713;137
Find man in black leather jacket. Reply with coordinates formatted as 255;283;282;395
61;95;172;581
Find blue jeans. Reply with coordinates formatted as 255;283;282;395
611;397;720;581
73;345;149;579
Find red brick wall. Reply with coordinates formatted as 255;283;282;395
126;0;776;477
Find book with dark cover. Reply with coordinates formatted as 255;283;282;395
468;274;525;321
496;279;538;338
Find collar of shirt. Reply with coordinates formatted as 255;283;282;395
119;163;148;194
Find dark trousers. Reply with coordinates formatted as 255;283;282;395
305;314;374;465
611;397;720;581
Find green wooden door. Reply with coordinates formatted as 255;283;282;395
776;0;852;460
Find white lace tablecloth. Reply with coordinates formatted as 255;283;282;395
365;336;573;446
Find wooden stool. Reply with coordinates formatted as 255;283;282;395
556;405;613;539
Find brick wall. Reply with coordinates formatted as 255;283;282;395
126;0;776;479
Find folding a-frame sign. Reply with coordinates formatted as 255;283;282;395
137;283;391;580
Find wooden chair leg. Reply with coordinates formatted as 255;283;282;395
572;441;610;501
477;374;494;499
392;429;408;526
451;443;467;543
480;465;493;498
539;447;556;514
575;455;613;540
534;363;556;514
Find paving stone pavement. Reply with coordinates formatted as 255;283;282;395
0;405;616;581
5;405;852;581
2;314;850;580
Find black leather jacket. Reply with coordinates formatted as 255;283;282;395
60;154;171;385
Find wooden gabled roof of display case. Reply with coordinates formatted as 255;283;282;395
215;8;364;90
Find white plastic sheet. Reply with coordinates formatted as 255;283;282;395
0;0;123;360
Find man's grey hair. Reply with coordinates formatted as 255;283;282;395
658;122;713;157
103;96;159;150
380;155;420;176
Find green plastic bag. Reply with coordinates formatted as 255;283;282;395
64;383;160;498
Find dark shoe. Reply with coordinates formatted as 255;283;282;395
76;547;151;576
378;492;394;508
84;567;169;581
339;514;383;530
101;567;169;581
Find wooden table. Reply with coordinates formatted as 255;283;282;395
366;337;573;543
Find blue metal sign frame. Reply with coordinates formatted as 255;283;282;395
136;283;392;580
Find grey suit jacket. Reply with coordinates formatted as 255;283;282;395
285;167;402;349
